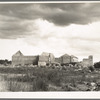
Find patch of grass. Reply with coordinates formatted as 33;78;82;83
32;77;48;91
8;81;33;91
1;66;100;91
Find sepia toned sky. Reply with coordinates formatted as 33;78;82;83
0;3;100;62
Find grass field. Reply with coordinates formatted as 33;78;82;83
0;66;100;91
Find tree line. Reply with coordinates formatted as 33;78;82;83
0;59;11;65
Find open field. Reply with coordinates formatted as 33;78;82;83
0;66;100;91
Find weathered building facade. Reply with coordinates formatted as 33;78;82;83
12;51;93;67
55;54;78;64
12;51;38;66
81;55;93;67
38;52;55;66
71;55;78;63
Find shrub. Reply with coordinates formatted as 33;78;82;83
88;66;95;72
32;77;48;91
46;70;61;86
94;62;100;69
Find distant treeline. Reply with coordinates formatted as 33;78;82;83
0;59;11;65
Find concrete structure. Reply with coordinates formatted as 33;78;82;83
12;51;93;68
38;52;55;66
55;54;78;64
12;51;38;66
81;55;93;67
71;55;78;63
55;58;61;64
60;54;71;64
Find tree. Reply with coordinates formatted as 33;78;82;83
94;62;100;69
0;59;11;65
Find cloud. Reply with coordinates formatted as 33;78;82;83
1;3;100;25
0;3;100;39
40;3;100;26
0;16;38;39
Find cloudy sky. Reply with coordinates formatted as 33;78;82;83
0;3;100;62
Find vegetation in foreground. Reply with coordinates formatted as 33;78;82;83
0;64;100;91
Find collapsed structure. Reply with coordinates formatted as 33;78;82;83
55;54;78;64
80;55;93;67
38;52;55;66
12;50;93;67
12;51;38;66
12;51;55;66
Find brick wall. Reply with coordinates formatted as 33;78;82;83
12;56;38;66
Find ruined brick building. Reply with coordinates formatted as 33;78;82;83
12;51;93;67
12;51;55;66
55;54;78;64
38;52;55;66
81;55;93;67
12;51;38;66
12;51;78;66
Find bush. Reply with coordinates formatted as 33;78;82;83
32;77;48;91
94;62;100;69
88;66;95;72
47;71;57;80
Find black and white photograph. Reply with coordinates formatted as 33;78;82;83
0;2;100;93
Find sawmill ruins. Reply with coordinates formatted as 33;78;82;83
12;50;93;67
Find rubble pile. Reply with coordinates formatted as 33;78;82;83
61;81;100;91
